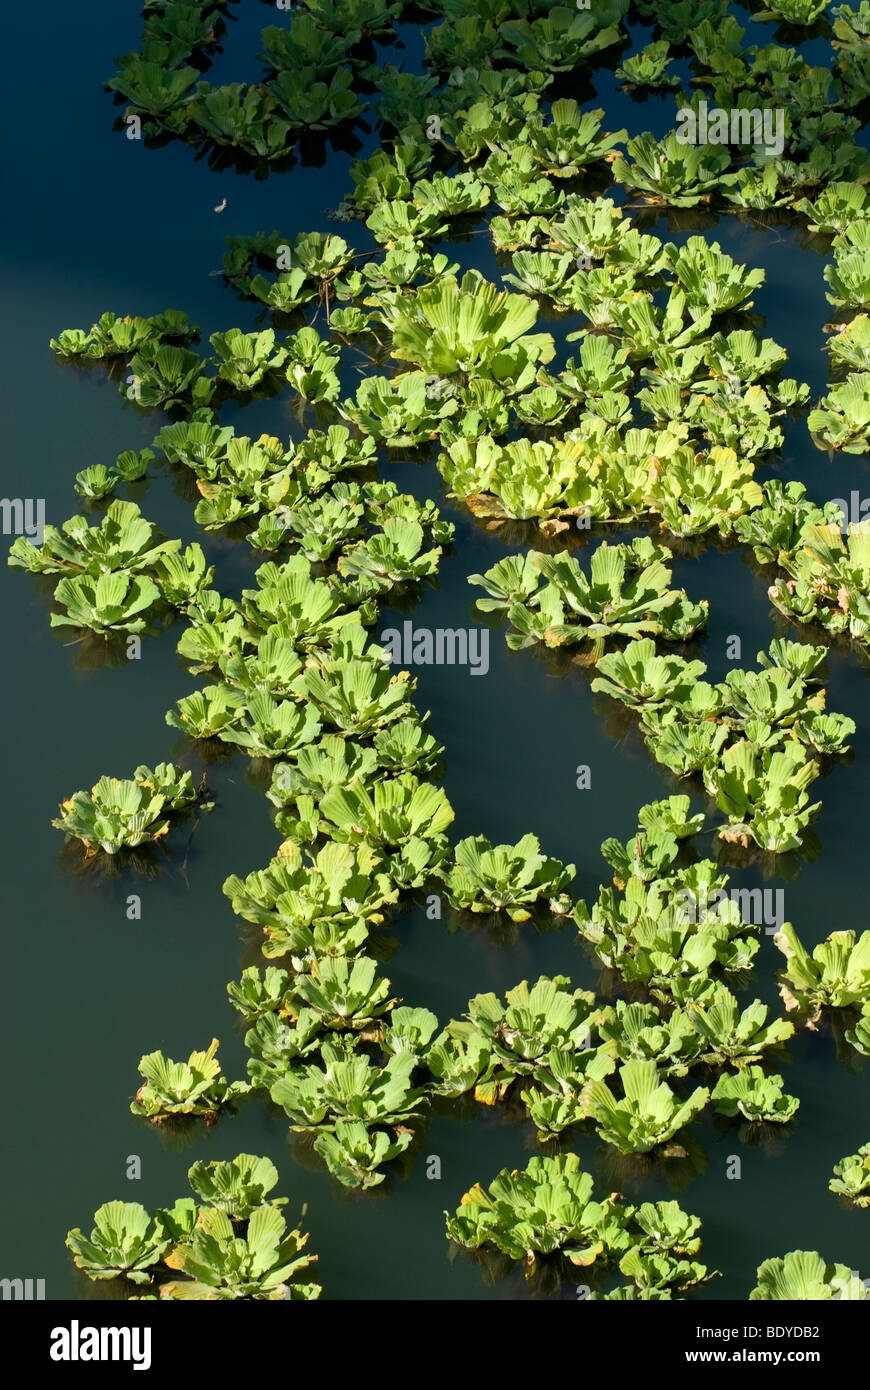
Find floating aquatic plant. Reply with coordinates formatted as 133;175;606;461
616;41;680;90
32;0;870;1307
574;802;764;1001
581;1059;710;1154
611;133;731;207
770;522;870;641
223;840;397;961
774;924;870;1015
8;500;177;578
445;1153;630;1271
591;637;852;852
750;1250;869;1300
808;372;870;452
130;1038;248;1122
445;833;575;921
53;763;210;855
269;1042;427;1136
66;1202;175;1285
710;1066;799;1123
829;1144;870;1206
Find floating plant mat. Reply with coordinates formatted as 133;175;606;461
2;0;870;1303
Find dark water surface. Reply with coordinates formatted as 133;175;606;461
2;1;869;1300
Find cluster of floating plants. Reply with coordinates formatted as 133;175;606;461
12;0;870;1299
445;1153;718;1299
162;795;820;1189
591;636;856;852
470;540;708;658
52;763;211;856
446;1156;870;1299
65;1154;321;1300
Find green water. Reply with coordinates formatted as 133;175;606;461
2;1;869;1301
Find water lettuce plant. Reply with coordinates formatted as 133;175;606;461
445;833;575;920
53;763;209;854
8;501;214;637
750;1250;869;1300
313;1120;414;1190
685;989;794;1067
808;373;870;453
186;1153;287;1219
269;1043;427;1136
50;310;195;360
574;801;765;1001
458;975;601;1100
768;522;870;642
581;1060;710;1154
710;1067;799;1123
309;773;454;886
611;133;731;207
51;571;162;637
707;740;821;854
427;931;796;1149
616;41;680;90
8;500;176;578
222;840;397;962
829;1144;870;1206
225;948;438;1188
288;956;396;1032
66;1202;174;1285
774;924;870;1015
130;1038;248;1122
388;269;554;382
